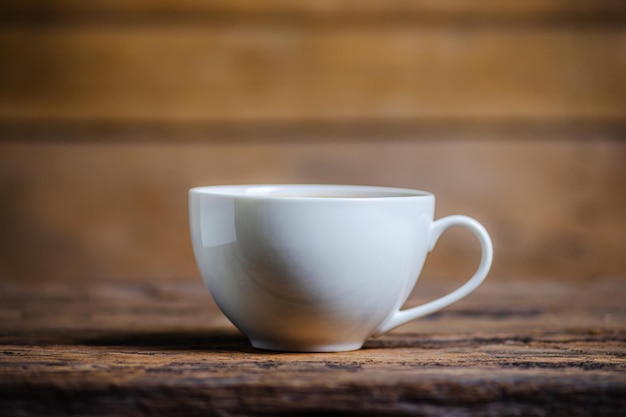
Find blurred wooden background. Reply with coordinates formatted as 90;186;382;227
0;0;624;284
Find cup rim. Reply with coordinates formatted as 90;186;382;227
189;184;434;201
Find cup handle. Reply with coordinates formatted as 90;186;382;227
373;215;493;336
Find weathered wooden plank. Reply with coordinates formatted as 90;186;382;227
0;138;624;283
0;27;624;122
0;277;624;416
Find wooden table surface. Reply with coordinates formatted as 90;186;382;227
1;276;624;416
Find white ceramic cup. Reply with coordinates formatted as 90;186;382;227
189;184;493;352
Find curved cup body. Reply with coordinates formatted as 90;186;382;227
190;184;489;352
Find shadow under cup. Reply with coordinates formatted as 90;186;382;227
189;185;491;352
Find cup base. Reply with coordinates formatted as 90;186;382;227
250;339;363;353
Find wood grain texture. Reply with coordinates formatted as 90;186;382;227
0;23;624;123
0;2;626;123
0;0;624;286
1;277;624;416
0;138;624;283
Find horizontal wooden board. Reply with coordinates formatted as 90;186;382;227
1;277;624;416
0;137;624;283
2;0;626;26
0;26;624;123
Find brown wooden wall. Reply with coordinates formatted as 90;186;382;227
1;0;625;284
